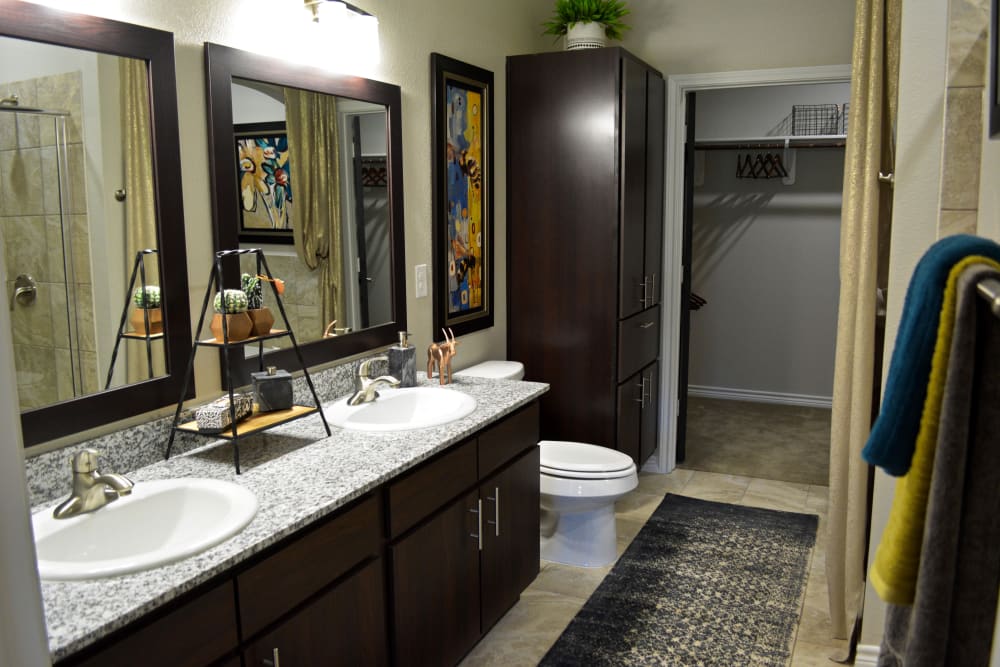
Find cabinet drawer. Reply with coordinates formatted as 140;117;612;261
618;305;660;381
237;494;382;638
478;402;540;479
70;581;237;667
388;438;477;539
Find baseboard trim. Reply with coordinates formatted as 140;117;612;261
687;385;833;409
855;644;880;666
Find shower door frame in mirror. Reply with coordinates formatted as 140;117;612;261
0;1;192;447
204;42;406;387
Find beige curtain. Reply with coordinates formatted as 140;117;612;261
120;58;164;383
284;89;345;334
827;0;900;648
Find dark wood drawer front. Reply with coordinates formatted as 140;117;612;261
618;305;660;381
478;402;540;479
388;438;477;539
237;494;382;638
71;581;237;667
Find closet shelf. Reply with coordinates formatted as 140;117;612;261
694;134;846;151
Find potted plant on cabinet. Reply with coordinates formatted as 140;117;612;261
210;288;252;342
130;285;163;335
542;0;630;50
241;273;275;337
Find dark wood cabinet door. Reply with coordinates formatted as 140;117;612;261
619;54;650;320
242;560;388;667
640;361;660;465
391;490;481;667
480;447;541;632
644;70;666;306
616;371;642;464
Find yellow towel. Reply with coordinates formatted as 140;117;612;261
869;256;1000;605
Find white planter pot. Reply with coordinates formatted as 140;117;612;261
566;21;606;50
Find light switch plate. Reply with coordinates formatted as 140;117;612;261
415;264;428;298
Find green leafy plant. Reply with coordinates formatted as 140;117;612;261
132;285;161;309
213;288;248;314
542;0;631;40
241;273;264;310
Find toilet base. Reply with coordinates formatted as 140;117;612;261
540;503;617;568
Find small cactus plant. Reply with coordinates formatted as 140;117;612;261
132;285;161;309
213;288;248;314
241;273;264;310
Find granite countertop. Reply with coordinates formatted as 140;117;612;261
39;376;548;662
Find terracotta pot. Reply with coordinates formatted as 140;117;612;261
210;312;252;342
129;307;163;335
247;307;275;337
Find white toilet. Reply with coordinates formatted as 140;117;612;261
454;360;525;381
539;441;638;567
456;360;637;568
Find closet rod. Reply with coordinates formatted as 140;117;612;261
976;277;1000;319
694;135;846;151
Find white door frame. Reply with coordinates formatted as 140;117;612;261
653;64;852;475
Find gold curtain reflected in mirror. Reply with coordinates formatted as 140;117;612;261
285;88;345;332
120;57;163;383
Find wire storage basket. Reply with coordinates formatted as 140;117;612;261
791;104;841;135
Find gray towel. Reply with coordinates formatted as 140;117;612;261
878;264;1000;666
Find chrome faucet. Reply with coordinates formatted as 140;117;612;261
52;449;134;519
347;356;400;405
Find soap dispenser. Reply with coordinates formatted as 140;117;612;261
388;331;416;387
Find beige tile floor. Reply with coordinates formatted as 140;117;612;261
460;469;837;666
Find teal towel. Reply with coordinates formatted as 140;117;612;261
862;235;1000;476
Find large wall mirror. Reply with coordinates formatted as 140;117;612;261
1;1;192;447
205;43;405;386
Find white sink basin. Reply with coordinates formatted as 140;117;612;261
32;478;258;581
324;386;477;432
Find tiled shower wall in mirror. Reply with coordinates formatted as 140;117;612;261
0;70;97;409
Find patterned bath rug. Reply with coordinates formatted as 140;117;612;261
539;494;818;666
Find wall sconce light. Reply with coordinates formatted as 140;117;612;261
302;0;380;68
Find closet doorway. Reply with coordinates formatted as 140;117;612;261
659;68;852;486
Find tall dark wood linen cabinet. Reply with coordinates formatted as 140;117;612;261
507;48;665;466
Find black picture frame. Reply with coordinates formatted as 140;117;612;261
992;0;1000;137
431;53;494;340
234;121;294;244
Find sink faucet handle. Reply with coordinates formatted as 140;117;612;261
71;448;101;474
359;356;389;380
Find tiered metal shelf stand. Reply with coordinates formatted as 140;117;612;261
165;248;330;473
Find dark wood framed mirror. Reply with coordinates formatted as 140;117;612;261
204;43;406;386
0;1;193;447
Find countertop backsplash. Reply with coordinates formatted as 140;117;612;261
24;355;382;508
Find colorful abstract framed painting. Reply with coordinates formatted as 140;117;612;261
235;122;294;244
431;53;494;339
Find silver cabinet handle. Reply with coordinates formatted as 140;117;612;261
638;277;648;307
263;648;281;667
633;375;650;407
649;273;656;304
639;321;655;329
485;487;500;537
470;499;483;550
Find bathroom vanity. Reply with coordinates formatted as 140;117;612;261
41;377;546;666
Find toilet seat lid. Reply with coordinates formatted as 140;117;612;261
538;440;635;476
455;360;524;380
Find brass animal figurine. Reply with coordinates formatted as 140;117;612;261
427;328;458;385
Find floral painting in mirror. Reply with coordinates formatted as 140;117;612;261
235;122;294;243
